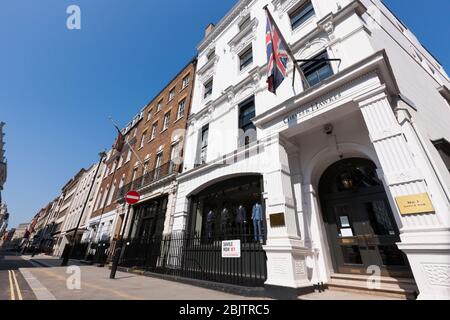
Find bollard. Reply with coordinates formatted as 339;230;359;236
109;246;121;279
61;244;71;267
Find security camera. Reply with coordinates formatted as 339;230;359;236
323;124;334;135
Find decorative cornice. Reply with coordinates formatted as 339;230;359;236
197;55;219;79
198;0;253;53
272;0;301;19
228;18;259;54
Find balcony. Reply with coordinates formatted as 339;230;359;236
116;161;181;201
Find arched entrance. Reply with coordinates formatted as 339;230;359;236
319;158;412;277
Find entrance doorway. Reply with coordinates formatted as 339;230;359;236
319;158;412;277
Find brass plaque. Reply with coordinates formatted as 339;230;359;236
395;193;435;215
340;238;356;245
270;213;286;227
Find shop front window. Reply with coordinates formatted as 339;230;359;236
189;175;266;243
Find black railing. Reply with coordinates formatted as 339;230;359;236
117;232;267;288
117;161;181;201
63;240;110;264
85;240;111;264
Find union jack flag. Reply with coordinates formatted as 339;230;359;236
266;14;289;94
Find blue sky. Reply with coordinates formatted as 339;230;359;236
1;0;449;229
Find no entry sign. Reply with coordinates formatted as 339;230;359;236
125;190;141;205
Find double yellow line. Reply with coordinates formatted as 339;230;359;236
8;270;23;300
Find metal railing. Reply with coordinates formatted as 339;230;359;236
117;231;267;288
116;161;181;200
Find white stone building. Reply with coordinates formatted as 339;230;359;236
59;160;106;247
84;150;119;244
52;170;86;256
172;0;450;299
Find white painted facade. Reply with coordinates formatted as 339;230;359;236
172;0;450;299
83;150;118;243
60;161;105;243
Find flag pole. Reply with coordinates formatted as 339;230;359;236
263;5;310;90
108;116;144;166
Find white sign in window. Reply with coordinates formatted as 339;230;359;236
221;240;241;258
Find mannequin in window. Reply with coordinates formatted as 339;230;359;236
235;204;247;238
252;202;263;242
221;203;232;237
206;209;216;242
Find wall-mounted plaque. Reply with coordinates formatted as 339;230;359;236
270;213;286;227
395;193;435;215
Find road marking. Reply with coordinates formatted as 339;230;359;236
8;270;16;300
19;269;56;300
11;271;23;300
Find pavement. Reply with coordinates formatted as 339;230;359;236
1;250;400;301
1;250;267;300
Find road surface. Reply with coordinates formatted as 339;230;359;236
0;250;36;300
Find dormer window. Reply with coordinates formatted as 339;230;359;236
289;1;315;30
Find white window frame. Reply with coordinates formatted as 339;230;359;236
162;112;171;131
177;99;186;120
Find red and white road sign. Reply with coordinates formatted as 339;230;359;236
125;191;141;205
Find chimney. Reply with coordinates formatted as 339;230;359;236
205;23;215;38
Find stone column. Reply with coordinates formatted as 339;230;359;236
356;87;450;300
262;133;314;299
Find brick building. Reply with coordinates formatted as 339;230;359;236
86;58;197;246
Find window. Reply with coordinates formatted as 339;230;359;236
118;176;125;189
170;142;181;173
239;46;253;71
197;125;209;166
117;155;124;168
95;190;103;210
163;112;171;131
139;131;147;149
154;152;163;180
182;75;190;89
156;100;163;112
101;185;109;208
177;99;186;120
301;51;334;87
104;166;110;178
147;109;152;121
204;79;213;99
107;182;116;206
289;1;315;30
143;161;150;176
126;149;132;162
169;89;175;101
207;50;215;61
111;159;118;174
131;168;138;182
432;139;450;172
238;97;256;147
151;122;158;140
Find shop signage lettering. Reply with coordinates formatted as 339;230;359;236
395;193;435;215
222;240;241;258
284;92;342;124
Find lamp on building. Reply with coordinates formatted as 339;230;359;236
339;172;354;190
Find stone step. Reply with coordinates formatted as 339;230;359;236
327;274;419;300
